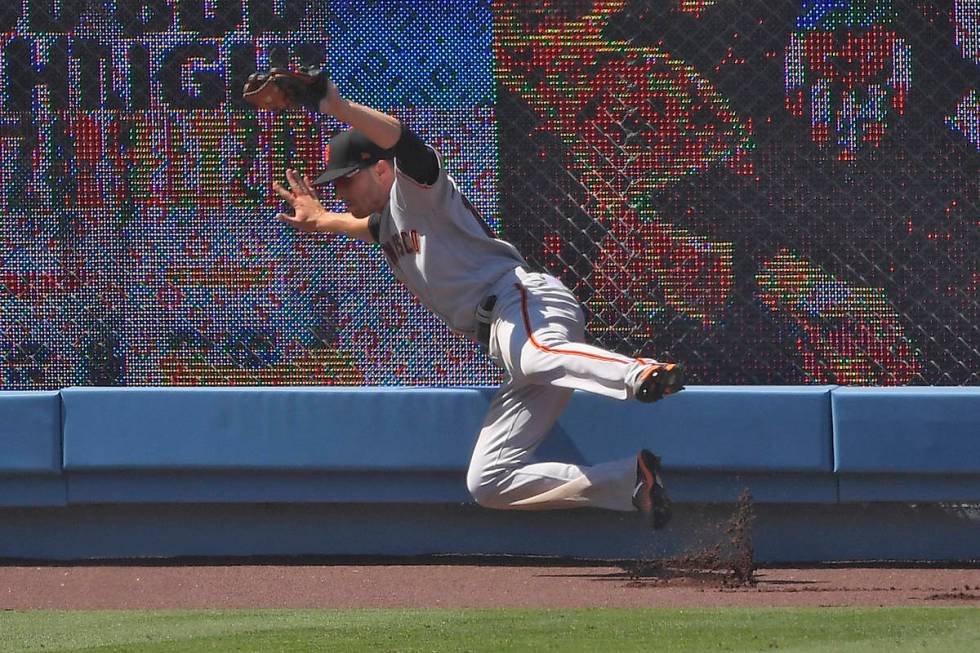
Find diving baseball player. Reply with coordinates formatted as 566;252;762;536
243;68;684;529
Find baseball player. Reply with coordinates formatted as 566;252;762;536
243;68;684;529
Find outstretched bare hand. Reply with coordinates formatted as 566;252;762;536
273;169;326;232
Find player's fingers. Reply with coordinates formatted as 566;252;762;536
286;168;308;196
272;181;294;203
288;169;306;194
293;169;315;196
276;212;318;232
301;174;320;199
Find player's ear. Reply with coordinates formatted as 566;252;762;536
376;159;395;180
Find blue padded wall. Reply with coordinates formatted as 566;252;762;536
0;391;61;474
2;386;980;560
62;386;836;473
59;385;839;505
831;387;980;502
61;387;496;471
553;386;836;472
833;387;980;502
833;387;980;474
0;391;65;507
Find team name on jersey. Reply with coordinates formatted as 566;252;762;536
381;229;422;264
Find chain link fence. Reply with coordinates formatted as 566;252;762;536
0;0;976;388
496;0;978;385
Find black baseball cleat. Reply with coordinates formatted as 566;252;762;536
633;362;685;403
632;449;672;530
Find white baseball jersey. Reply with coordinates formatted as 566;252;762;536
370;143;659;514
373;150;527;337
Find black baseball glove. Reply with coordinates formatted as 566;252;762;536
242;66;330;112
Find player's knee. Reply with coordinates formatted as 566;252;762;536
470;486;510;509
466;472;509;509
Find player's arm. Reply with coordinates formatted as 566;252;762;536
318;83;401;149
273;168;376;243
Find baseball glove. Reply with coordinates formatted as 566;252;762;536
242;66;330;112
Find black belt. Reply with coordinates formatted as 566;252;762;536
475;294;496;348
475;264;534;347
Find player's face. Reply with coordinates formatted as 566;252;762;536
334;161;392;218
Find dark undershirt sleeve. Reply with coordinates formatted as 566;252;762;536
393;126;439;186
367;213;381;243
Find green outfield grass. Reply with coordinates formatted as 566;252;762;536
1;607;979;652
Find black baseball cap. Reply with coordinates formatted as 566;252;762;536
313;128;395;185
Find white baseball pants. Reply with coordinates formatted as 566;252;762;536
466;267;654;511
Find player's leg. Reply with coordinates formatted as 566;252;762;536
465;379;636;511
491;273;683;401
